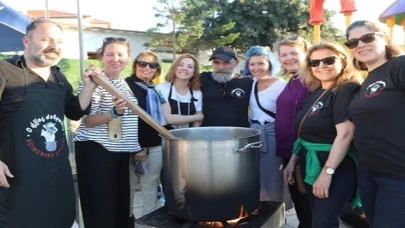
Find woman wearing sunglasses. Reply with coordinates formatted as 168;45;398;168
74;37;141;228
274;35;313;228
125;51;166;221
284;41;362;228
345;20;404;227
155;54;203;129
242;46;292;208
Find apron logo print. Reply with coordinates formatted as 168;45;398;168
25;114;66;158
41;122;58;152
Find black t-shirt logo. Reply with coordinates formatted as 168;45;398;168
365;80;386;98
308;101;323;116
231;88;246;99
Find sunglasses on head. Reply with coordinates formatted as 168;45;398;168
103;37;128;43
285;35;301;41
136;61;159;69
280;35;308;49
344;32;384;49
308;56;339;68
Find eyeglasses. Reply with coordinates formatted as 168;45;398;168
136;61;159;69
308;56;339;67
220;83;227;98
103;37;128;43
344;32;384;49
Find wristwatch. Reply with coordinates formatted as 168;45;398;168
324;166;335;175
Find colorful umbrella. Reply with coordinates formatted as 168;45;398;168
378;0;405;48
379;0;405;25
0;0;32;52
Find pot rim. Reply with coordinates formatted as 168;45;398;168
159;126;261;142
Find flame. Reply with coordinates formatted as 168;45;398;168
199;205;251;227
227;205;249;224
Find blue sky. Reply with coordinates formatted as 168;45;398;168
1;0;397;33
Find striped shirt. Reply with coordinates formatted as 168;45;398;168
73;75;142;153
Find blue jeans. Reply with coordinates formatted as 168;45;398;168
357;168;405;228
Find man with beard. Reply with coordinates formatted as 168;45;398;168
200;46;253;127
0;19;97;228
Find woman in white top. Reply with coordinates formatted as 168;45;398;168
155;54;203;210
244;46;291;208
73;37;141;228
156;54;203;129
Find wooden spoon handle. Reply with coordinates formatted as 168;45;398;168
91;75;176;139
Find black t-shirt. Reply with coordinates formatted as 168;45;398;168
200;72;253;127
349;56;405;177
295;82;360;167
0;55;88;131
125;74;161;148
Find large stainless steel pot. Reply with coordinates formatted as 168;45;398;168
161;127;262;222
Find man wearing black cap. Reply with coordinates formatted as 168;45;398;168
200;46;253;127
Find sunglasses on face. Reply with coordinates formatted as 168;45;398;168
103;37;128;43
344;32;384;49
136;61;159;69
308;56;339;68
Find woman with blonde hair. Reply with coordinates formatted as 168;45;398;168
156;54;203;129
284;40;362;228
74;37;141;228
274;35;313;228
125;50;166;223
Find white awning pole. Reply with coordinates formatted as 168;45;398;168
76;0;85;75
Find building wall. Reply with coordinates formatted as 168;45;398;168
61;27;153;60
51;18;110;28
59;28;220;67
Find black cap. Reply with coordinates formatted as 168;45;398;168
209;46;238;61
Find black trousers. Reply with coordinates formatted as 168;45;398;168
75;141;130;228
301;164;356;228
283;159;313;228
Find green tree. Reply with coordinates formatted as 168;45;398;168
146;0;185;59
212;0;343;52
184;0;240;51
147;0;240;54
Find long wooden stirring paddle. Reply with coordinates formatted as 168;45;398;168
91;75;176;139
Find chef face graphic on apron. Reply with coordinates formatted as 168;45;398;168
0;66;75;228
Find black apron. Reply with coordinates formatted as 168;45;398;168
166;84;197;129
0;66;75;228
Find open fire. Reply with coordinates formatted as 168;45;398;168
199;205;259;227
135;201;283;228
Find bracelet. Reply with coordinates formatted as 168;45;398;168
113;106;124;117
109;107;119;119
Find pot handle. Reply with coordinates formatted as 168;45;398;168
235;141;263;153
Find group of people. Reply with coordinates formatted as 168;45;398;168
0;18;404;228
281;20;405;228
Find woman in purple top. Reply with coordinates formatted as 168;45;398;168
274;35;312;228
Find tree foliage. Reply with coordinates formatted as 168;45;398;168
147;0;240;54
148;0;345;53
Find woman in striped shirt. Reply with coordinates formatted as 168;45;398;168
73;37;141;228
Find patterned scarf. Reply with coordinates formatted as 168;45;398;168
135;81;166;126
